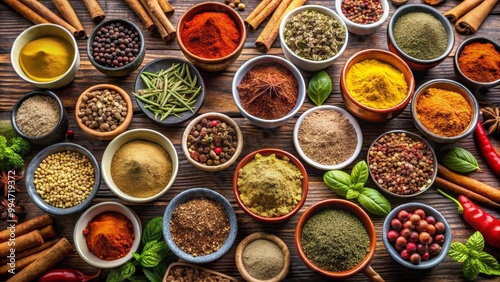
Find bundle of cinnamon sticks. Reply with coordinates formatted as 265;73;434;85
443;0;499;35
0;214;73;282
124;0;176;41
245;0;307;52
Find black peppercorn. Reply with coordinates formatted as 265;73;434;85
91;22;141;68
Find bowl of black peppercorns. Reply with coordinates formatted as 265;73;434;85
87;19;145;77
182;112;243;172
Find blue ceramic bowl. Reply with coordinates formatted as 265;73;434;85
163;188;238;264
11;90;69;147
382;202;452;269
25;142;100;216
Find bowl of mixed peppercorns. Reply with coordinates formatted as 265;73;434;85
87;19;145;77
367;130;437;197
182;112;243;172
75;84;133;140
335;0;390;35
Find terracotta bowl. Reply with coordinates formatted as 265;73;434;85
233;148;308;224
295;199;382;280
176;2;246;72
235;232;291;282
75;84;133;141
340;49;415;122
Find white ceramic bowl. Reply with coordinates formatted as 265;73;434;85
101;129;179;203
279;5;348;71
293;106;363;170
11;23;80;89
73;202;142;269
232;55;306;128
335;0;390;35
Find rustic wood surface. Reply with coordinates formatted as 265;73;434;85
1;0;500;281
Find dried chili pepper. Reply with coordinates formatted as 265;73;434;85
438;189;500;249
38;268;100;282
474;121;500;176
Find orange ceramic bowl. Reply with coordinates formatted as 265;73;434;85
177;2;246;72
295;199;381;280
340;49;415;122
233;148;308;224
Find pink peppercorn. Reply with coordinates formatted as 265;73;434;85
341;0;384;24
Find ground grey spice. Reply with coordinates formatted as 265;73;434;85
242;239;284;280
298;110;357;165
170;197;230;257
301;209;370;272
15;95;60;137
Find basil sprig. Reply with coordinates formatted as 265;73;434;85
449;231;500;280
307;70;332;106
442;147;480;173
323;161;392;216
107;217;175;282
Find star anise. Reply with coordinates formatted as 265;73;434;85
0;196;25;223
482;107;500;136
0;171;23;196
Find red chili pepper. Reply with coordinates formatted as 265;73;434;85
438;189;500;249
38;268;101;282
474;121;500;176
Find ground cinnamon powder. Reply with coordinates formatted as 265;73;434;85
83;211;134;261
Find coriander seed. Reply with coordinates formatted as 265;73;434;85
238;3;246;10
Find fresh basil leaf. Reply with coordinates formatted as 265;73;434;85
352;182;364;191
466;231;485;252
449;242;470;263
442;147;480;173
106;269;123;282
351;160;369;185
128;276;149;282
132;252;141;261
346;189;360;200
140;241;169;268
323;170;352;197
107;261;137;282
307;70;332;106
142;267;163;282
357;188;391;216
476;251;500;275
463;258;481;281
142;217;164;245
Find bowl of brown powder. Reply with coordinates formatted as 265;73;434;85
293;105;363;170
101;128;179;203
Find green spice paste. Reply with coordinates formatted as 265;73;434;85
237;153;303;218
301;209;370;272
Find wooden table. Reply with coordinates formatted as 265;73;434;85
1;0;499;281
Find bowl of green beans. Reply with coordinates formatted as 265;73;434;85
133;57;206;125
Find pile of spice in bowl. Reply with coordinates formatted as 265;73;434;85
367;130;437;197
335;0;390;35
233;148;308;223
182;112;243;172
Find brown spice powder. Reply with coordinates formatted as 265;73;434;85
298;110;357;165
15;95;60;137
237;62;298;120
170;197;230;257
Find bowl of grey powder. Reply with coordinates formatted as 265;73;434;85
293;105;363;170
101;128;179;203
11;90;69;147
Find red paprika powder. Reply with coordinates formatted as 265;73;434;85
458;42;500;83
180;12;240;59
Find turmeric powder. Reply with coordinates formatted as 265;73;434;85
346;59;408;109
83;211;134;261
416;88;472;137
19;36;74;82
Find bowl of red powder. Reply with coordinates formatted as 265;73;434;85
232;55;306;129
454;37;500;92
73;202;142;268
177;1;246;72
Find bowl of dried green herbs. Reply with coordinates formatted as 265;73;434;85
133;57;206;125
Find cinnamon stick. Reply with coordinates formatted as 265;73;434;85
255;0;307;52
157;0;175;17
40;225;56;239
145;0;176;41
124;0;155;30
455;0;499;35
18;0;80;37
50;0;86;38
434;177;500;210
139;0;169;39
0;230;43;258
82;0;106;23
0;214;52;243
2;0;49;25
443;0;484;22
0;245;52;276
7;238;73;282
245;0;282;31
0;238;59;265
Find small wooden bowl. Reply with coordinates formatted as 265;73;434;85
235;232;291;282
163;262;238;282
75;84;133;141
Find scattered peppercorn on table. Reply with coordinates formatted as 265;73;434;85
1;0;499;281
